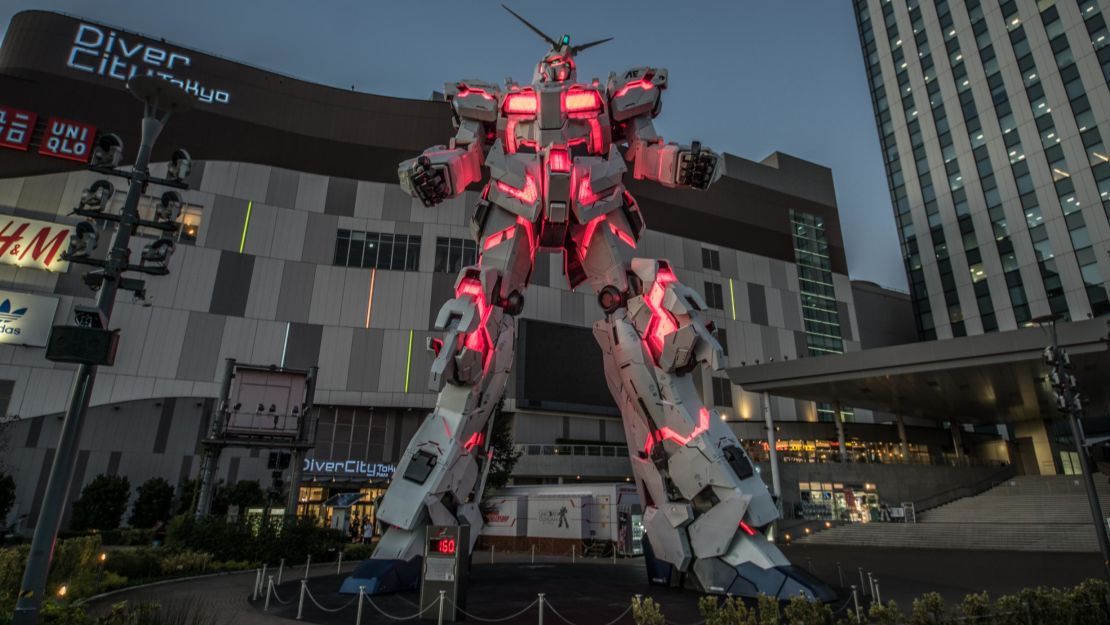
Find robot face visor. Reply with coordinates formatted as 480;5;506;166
539;54;575;82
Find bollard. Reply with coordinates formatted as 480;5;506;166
337;550;343;575
538;593;546;625
868;571;875;598
491;544;495;564
264;576;274;612
296;579;306;620
612;547;617;564
875;579;881;605
531;544;535;564
437;589;446;625
261;563;269;594
278;558;285;585
253;568;261;601
356;585;366;625
304;553;312;580
858;567;866;596
572;544;575;564
837;562;844;587
851;586;861;624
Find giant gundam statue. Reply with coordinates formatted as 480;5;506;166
342;8;833;601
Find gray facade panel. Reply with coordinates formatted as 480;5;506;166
209;251;255;317
152;398;176;454
284;322;323;370
205;196;250;252
266;168;300;208
176;312;226;382
346;329;384;393
683;239;701;270
782;293;804;332
427;273;455;329
324;177;358;217
24;415;42;448
837;301;854;342
15;173;65;214
382;185;412;222
276;261;316;323
748;283;768;325
28;448;54;526
532;253;550;287
301;213;340;265
760;327;781;361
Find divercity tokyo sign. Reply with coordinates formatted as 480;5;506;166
302;458;397;480
66;23;231;105
0;289;60;347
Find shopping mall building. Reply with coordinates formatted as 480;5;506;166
0;11;1009;533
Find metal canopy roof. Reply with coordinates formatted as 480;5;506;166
727;318;1110;424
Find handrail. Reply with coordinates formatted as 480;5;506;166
912;464;1016;513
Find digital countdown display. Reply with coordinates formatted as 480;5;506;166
429;538;456;555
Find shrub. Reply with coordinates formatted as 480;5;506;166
0;472;14;525
99;599;221;625
783;595;831;625
1068;578;1110;625
158;550;212;576
129;478;175;529
756;594;780;625
631;595;664;625
960;591;991;623
166;514;343;564
698;596;757;625
70;475;131;531
343;543;373;561
867;600;901;625
910;591;945;625
104;548;161;581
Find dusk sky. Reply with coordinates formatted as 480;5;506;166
0;0;907;289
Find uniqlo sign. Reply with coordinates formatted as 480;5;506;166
0;106;37;151
38;117;96;163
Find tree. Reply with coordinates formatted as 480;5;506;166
128;477;174;528
485;400;521;490
211;480;265;517
70;474;130;531
0;471;15;526
174;478;199;516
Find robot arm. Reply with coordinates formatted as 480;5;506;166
607;67;723;190
399;80;500;207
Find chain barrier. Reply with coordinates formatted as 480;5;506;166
268;581;294;605
545;600;633;625
444;596;540;623
364;594;440;621
303;586;358;613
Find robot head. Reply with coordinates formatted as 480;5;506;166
504;6;611;84
536;47;576;83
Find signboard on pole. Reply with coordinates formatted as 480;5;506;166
0;289;59;347
0;216;73;272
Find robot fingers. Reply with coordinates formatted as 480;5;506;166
399;156;450;207
676;142;723;190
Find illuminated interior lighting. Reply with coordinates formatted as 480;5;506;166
457;87;494;100
729;278;737;321
404;329;414;393
612;78;654;99
365;268;376;328
564;89;602;113
643;406;710;456
739;521;757;536
484;224;518;251
239;200;252;254
549;147;571;172
280;321;290;367
503;91;538;114
609;222;636;248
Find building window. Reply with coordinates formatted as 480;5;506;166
701;248;721;271
711;377;733;408
334;230;421;270
790;210;844;354
716;327;728;356
704;282;724;309
434;237;478;274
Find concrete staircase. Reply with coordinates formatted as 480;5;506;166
794;475;1110;552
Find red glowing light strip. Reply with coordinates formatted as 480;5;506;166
505;119;518;153
483;224;517;251
564;89;602;113
456;278;494;370
580;214;606;260
587;118;603;154
739;521;757;537
442;417;454;439
503;91;538;114
612;78;655;99
577;176;600;205
643;407;710;456
642;268;678;360
457;87;495;101
609;222;636;248
549;148;571;172
496;176;538;204
463;431;485;452
516;216;536;263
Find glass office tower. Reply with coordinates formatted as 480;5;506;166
854;0;1110;339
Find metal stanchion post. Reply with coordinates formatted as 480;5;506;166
265;576;274;612
572;545;575;564
851;586;860;624
875;579;881;605
296;579;306;620
437;590;445;625
538;593;545;625
356;585;365;625
337;550;343;575
531;544;535;564
858;567;866;596
837;562;844;587
253;569;261;601
304;554;312;580
491;544;495;564
261;563;269;588
278;558;284;585
612;547;616;564
868;572;875;598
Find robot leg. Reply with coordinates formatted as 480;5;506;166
592;258;834;601
342;266;515;595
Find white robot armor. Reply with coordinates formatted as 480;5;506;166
342;8;833;601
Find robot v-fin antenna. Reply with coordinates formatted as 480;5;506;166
501;4;559;48
572;37;614;55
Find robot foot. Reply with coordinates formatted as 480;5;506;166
339;558;422;595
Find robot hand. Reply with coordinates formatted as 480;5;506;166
676;141;722;190
401;156;450;207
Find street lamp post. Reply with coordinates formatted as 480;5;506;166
1035;313;1110;582
11;76;192;625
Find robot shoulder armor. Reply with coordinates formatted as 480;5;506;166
606;67;667;121
446;80;501;123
